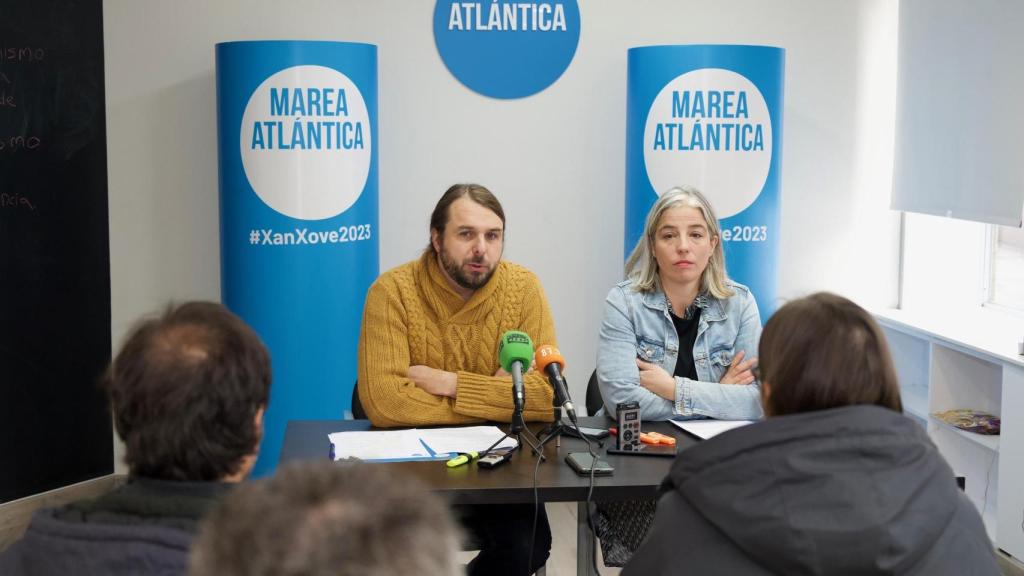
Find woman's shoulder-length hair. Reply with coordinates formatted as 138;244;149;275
624;186;733;300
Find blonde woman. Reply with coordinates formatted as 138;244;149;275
597;186;762;421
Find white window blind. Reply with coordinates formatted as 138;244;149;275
892;0;1024;227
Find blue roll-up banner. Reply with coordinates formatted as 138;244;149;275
216;41;378;476
625;45;784;318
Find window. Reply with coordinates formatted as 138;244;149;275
900;212;1024;318
988;224;1024;312
900;212;987;313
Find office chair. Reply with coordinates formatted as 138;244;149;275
350;381;367;420
585;369;605;416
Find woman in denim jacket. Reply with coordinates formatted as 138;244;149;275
591;187;763;567
597;186;762;421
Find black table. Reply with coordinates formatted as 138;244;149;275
280;417;696;576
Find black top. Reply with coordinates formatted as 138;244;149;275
55;477;233;532
671;308;700;380
0;478;232;576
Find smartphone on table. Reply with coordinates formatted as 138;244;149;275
565;452;614;476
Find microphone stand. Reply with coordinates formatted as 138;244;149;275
536;403;573;451
508;401;545;459
474;402;545;462
509;361;545;458
536;365;580;452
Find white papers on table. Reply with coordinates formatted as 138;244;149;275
416;426;517;455
327;426;517;461
327;430;432;460
669;419;753;440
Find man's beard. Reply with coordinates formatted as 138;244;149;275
438;246;497;291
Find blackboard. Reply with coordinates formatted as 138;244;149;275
0;0;112;503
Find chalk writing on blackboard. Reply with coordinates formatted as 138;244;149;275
0;192;36;211
0;136;42;151
0;71;12;107
0;46;46;63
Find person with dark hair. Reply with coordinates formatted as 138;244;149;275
358;183;556;427
357;183;554;575
0;301;271;576
189;461;461;576
623;293;1001;575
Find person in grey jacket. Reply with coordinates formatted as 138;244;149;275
0;302;271;576
623;293;1000;576
597;186;762;422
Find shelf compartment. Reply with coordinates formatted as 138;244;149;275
901;385;929;421
928;416;1000;451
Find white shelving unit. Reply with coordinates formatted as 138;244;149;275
875;307;1024;561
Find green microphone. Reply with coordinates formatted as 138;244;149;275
499;330;533;414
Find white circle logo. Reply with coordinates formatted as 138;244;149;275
240;65;371;221
643;69;771;218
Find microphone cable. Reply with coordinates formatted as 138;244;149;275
527;438;544;575
526;411;605;576
577;422;605;575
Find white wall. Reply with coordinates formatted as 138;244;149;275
104;0;901;466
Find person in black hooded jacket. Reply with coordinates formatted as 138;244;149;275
623;292;1000;576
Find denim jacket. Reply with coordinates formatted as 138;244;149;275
596;279;763;421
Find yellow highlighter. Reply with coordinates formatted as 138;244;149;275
446;451;480;468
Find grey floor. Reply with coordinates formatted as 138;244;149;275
456;502;620;576
999;553;1024;576
547;502;621;576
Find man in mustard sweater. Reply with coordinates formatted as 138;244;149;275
358;183;555;576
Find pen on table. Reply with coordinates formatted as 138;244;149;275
446;451;480;468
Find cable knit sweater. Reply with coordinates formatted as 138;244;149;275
358;251;557;427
